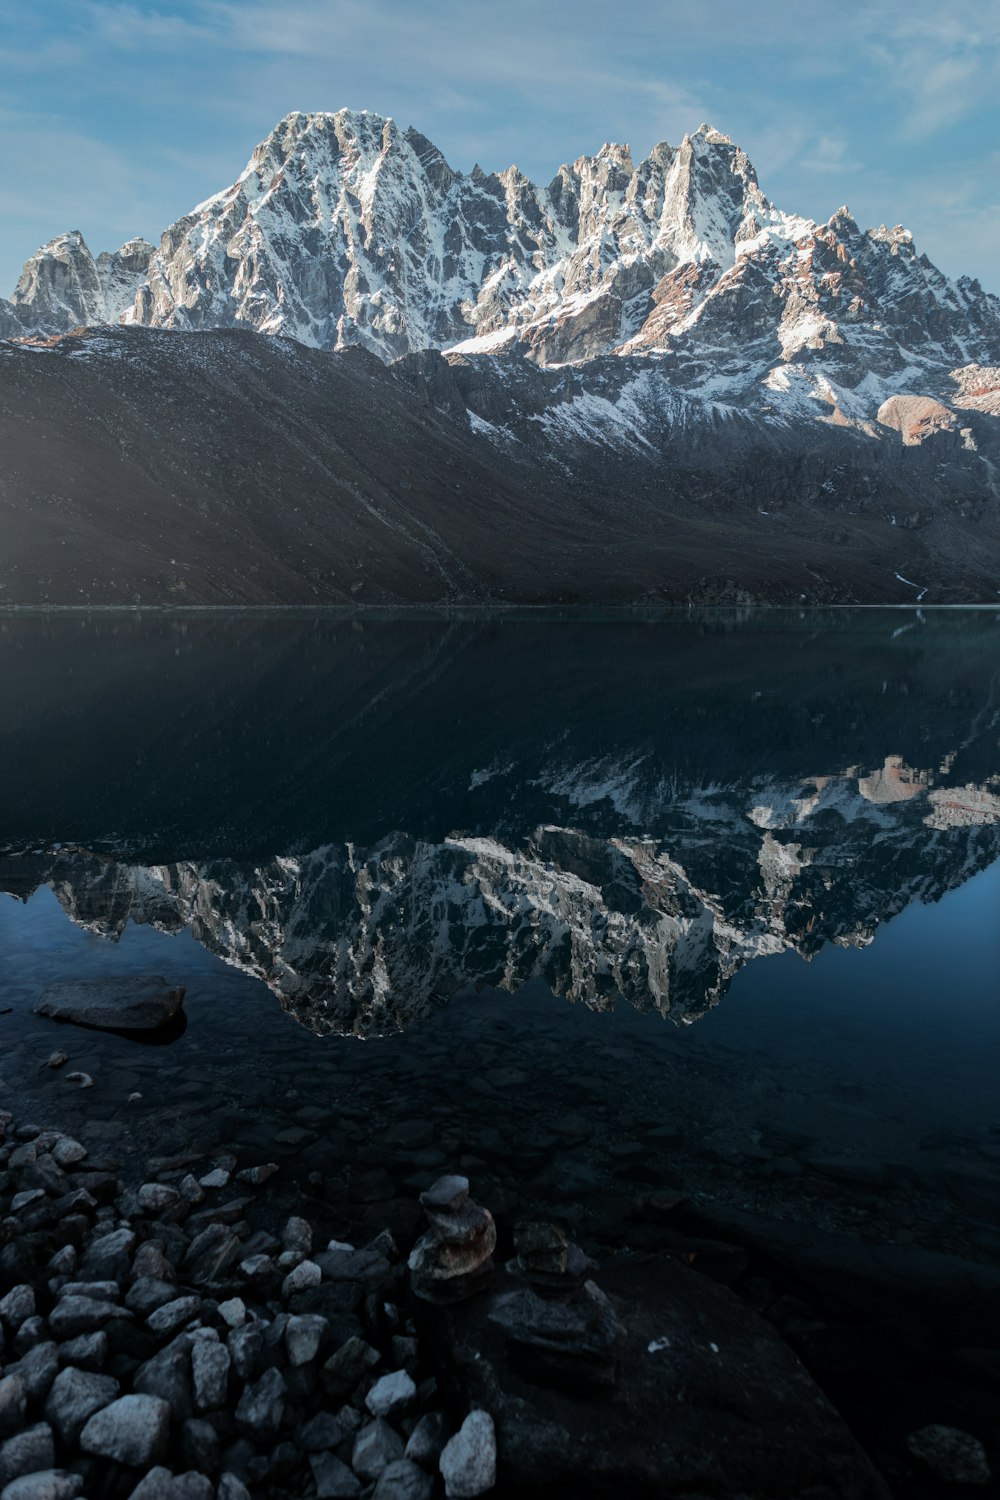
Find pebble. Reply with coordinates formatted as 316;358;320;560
217;1298;246;1329
44;1368;119;1445
365;1369;417;1421
353;1419;405;1482
439;1410;497;1498
80;1394;171;1467
281;1259;321;1298
906;1424;991;1485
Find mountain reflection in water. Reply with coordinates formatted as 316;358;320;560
2;610;999;1036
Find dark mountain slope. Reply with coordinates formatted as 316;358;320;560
0;325;997;606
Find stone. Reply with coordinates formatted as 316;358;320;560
134;1341;194;1421
906;1425;991;1485
171;1474;213;1500
198;1169;230;1190
80;1227;135;1281
0;1287;35;1330
309;1452;361;1499
365;1369;416;1421
183;1226;243;1285
46;1052;69;1069
321;1336;380;1401
419;1176;469;1213
48;1297;129;1341
51;1139;86;1168
127;1278;177;1319
45;1368;119;1444
124;1466;173;1500
234;1368;285;1438
57;1332;107;1372
404;1413;449;1468
191;1341;230;1411
227;1323;263;1381
0;1379;26;1440
0;1424;55;1488
0;1474;83;1500
34;977;185;1031
282;1216;313;1254
132;1243;175;1282
285;1314;328;1367
235;1163;278;1187
281;1259;321;1298
216;1477;251;1500
217;1298;246;1329
352;1420;405;1482
374;1461;433;1500
439;1411;496;1499
147;1296;202;1338
488;1280;625;1389
80;1393;171;1467
8;1345;59;1405
181;1417;220;1474
138;1184;180;1212
63;1074;93;1089
299;1411;347;1452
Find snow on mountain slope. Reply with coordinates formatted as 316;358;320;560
8;109;999;407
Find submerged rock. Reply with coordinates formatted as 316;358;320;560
34;977;185;1032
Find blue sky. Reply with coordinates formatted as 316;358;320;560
1;0;997;293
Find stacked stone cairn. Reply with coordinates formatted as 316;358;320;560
0;1110;498;1500
487;1223;625;1390
407;1181;495;1307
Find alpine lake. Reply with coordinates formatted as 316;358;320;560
1;608;998;1497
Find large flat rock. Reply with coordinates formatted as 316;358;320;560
420;1254;890;1499
34;977;185;1032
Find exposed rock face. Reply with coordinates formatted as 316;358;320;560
11;233;154;334
3;113;998;475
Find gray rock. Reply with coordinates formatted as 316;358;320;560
134;1341;194;1422
79;1228;135;1282
439;1411;496;1499
171;1478;213;1500
57;1332;107;1371
137;1184;180;1212
125;1469;174;1500
180;1418;220;1475
7;1346;58;1405
281;1259;321;1299
45;1367;119;1444
0;1473;82;1500
906;1425;991;1485
216;1477;251;1500
420;1176;469;1213
34;977;185;1032
365;1370;416;1421
235;1164;278;1187
50;1139;86;1169
0;1423;55;1487
48;1297;128;1341
126;1278;177;1319
373;1460;434;1500
191;1341;230;1411
132;1243;175;1283
147;1296;202;1338
227;1323;263;1381
321;1337;379;1401
404;1412;449;1468
0;1380;26;1440
217;1298;246;1329
282;1217;313;1255
234;1368;285;1438
0;1288;35;1331
309;1452;361;1499
299;1411;347;1452
285;1314;328;1367
353;1420;405;1482
80;1393;171;1467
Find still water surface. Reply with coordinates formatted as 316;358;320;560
1;609;998;1261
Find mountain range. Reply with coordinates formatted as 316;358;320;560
2;109;999;605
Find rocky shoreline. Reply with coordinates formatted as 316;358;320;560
2;1106;996;1499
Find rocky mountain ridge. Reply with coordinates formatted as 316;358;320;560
4;111;999;395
